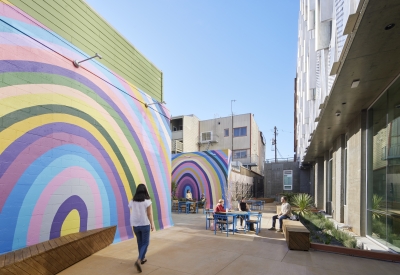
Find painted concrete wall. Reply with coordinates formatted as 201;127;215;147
264;161;309;197
0;1;171;254
7;0;163;101
171;150;231;209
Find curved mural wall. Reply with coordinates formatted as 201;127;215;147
171;150;231;209
0;1;172;254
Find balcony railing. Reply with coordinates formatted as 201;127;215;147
238;154;259;166
265;157;296;163
172;140;183;154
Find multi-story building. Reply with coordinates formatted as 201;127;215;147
295;0;400;252
171;113;266;175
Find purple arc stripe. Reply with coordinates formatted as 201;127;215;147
0;60;163;227
176;173;201;200
0;123;132;238
49;195;88;239
172;161;213;207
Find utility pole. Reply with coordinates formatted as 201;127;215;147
274;126;277;162
231;100;236;158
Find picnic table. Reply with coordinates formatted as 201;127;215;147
213;211;261;235
178;201;199;214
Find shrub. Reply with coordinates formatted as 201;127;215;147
300;212;358;249
324;220;335;231
292;193;314;217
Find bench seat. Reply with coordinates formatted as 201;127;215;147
282;220;310;251
0;226;116;274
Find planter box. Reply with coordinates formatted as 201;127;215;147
282;220;310;251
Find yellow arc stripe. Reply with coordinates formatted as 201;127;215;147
0;85;146;184
0;113;132;200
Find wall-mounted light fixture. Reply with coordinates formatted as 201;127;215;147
385;23;395;30
73;53;102;68
145;101;166;108
351;79;360;88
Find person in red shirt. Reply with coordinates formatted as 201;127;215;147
215;199;227;212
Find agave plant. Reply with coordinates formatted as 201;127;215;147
371;194;383;220
292;193;314;217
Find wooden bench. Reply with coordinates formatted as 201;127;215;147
282;220;310;251
0;226;116;275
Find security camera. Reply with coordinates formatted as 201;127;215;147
335;111;341;117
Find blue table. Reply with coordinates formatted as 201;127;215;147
213;211;252;235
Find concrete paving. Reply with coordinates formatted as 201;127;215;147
59;203;400;275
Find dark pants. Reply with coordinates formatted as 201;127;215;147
272;215;289;229
133;225;150;260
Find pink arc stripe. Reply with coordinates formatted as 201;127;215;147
0;2;51;30
0;132;128;237
27;166;103;245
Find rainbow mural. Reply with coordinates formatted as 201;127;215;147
171;150;231;209
0;1;172;254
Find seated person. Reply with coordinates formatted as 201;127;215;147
215;199;228;212
199;193;206;207
186;190;193;201
214;199;229;230
238;197;250;228
268;196;291;232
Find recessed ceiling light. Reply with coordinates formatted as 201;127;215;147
351;79;360;88
385;23;395;30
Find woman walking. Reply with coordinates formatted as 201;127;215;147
128;184;154;273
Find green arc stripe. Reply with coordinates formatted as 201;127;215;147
0;72;160;227
0;72;152;188
0;104;137;195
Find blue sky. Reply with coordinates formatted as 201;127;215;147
86;0;300;160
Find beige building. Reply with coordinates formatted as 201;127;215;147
170;113;266;175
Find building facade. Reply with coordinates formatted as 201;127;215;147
171;113;266;175
295;0;400;252
0;0;171;254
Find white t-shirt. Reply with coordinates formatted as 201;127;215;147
128;199;152;227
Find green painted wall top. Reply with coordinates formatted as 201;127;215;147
8;0;163;101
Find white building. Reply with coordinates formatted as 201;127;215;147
170;113;266;175
296;0;400;252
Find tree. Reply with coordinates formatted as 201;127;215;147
171;181;178;200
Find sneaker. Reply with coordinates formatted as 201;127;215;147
135;260;142;273
268;227;276;231
277;229;283;232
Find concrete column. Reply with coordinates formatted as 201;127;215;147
333;134;345;223
314;157;324;209
346;111;367;236
360;110;367;236
323;151;330;213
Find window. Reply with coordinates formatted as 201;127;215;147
224;129;229;137
201;131;212;142
283;170;293;190
233;150;247;159
178;125;183;130
233;127;247;137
